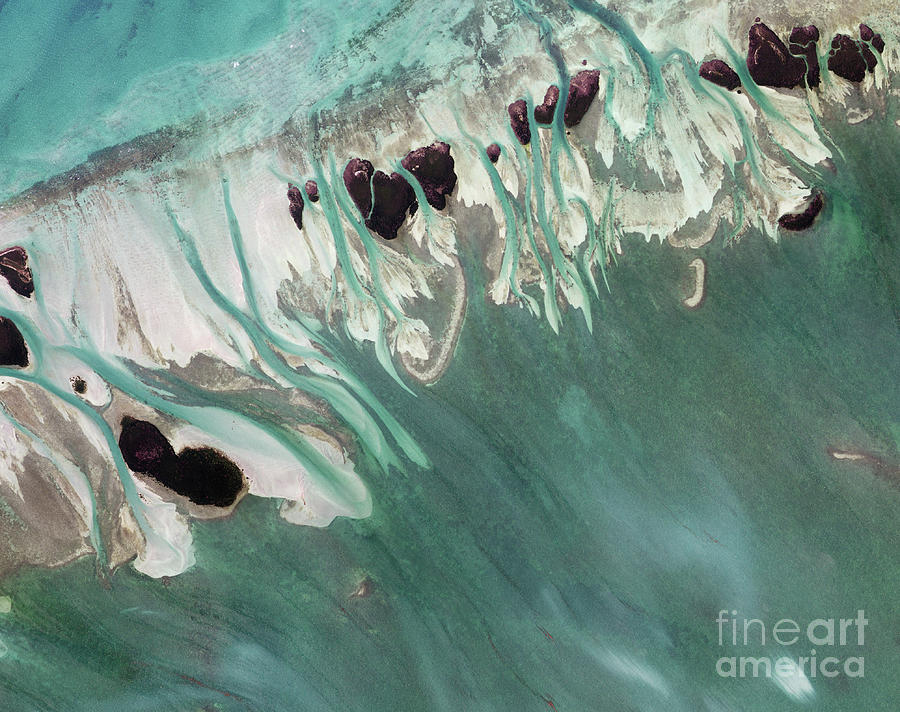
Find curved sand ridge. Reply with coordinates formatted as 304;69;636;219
682;258;706;309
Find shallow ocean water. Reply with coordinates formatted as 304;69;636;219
0;1;897;710
0;0;292;194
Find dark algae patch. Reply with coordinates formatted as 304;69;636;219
332;141;459;241
401;141;457;211
304;179;319;202
119;416;178;474
367;170;417;240
0;246;34;297
0;315;29;367
746;22;806;88
156;447;245;508
287;184;304;231
343;157;417;240
507;99;531;145
828;29;881;83
778;192;824;231
118;416;245;507
788;25;821;87
699;59;741;90
343;157;375;219
859;23;885;53
534;84;560;124
563;69;600;127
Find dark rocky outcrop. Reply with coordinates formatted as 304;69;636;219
789;24;819;45
486;143;501;163
778;192;824;231
343;143;456;239
534;85;560;124
70;376;87;394
564;70;601;128
0;246;34;298
367;171;418;240
304;180;319;202
118;417;245;508
827;34;877;82
788;25;821;87
401;141;457;211
343;158;417;240
156;447;245;508
699;59;741;90
508;99;531;145
0;316;28;367
343;157;375;219
287;184;304;231
859;23;885;53
118;417;178;474
746;22;806;88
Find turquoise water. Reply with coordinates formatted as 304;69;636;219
0;0;449;198
0;0;292;196
0;1;897;710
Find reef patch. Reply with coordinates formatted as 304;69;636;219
118;417;246;508
0;246;34;298
0;316;29;367
828;32;879;83
699;59;741;91
368;170;418;240
401;141;457;211
287;184;304;231
508;99;531;145
788;25;821;88
778;192;824;231
534;85;560;124
563;70;601;127
747;22;806;88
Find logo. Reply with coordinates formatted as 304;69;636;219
714;610;867;680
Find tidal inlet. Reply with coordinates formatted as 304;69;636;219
0;0;896;709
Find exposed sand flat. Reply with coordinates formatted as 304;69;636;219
829;450;869;461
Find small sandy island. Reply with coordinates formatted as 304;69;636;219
682;257;706;309
826;446;900;485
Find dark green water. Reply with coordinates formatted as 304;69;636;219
0;114;897;710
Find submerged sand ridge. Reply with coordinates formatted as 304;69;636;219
0;0;895;580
